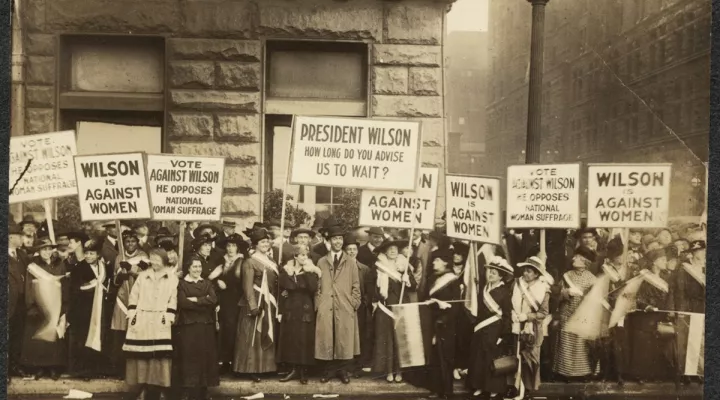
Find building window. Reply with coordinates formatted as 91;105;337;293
265;40;368;117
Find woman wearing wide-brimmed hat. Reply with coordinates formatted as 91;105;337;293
233;229;279;381
371;238;416;383
214;233;249;375
468;256;514;399
553;246;598;381
21;238;68;380
509;256;552;398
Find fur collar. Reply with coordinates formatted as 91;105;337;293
283;259;322;277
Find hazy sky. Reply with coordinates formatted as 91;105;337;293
447;0;489;32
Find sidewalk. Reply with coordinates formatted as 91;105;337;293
8;377;704;398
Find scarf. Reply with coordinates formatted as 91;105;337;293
475;281;504;332
83;261;107;352
640;269;669;293
375;253;409;300
428;272;459;297
682;262;706;287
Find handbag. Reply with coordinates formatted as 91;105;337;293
656;321;676;338
491;355;519;376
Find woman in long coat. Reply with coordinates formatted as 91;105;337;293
68;239;115;379
372;239;417;383
277;244;321;384
21;238;69;380
511;256;552;399
553;246;598;380
122;248;178;400
468;256;514;399
233;229;279;381
214;234;248;375
177;256;220;400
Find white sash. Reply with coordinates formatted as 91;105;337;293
563;272;584;297
682;263;706;287
27;263;64;342
475;282;504;332
374;260;404;283
602;263;621;283
85;262;107;352
428;273;459;297
640;269;669;293
252;269;278;343
378;302;396;320
517;280;540;312
251;252;279;275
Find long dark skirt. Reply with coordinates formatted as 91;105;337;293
357;303;373;368
277;319;316;366
372;310;399;374
178;323;220;387
468;323;509;394
626;312;675;381
454;306;473;370
68;326;114;377
218;302;239;366
20;311;67;367
233;311;276;373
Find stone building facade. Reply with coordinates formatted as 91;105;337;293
16;0;454;225
485;0;710;216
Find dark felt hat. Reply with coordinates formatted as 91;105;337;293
243;222;267;236
217;233;250;253
325;225;347;240
343;234;360;249
374;239;409;255
155;227;177;239
122;229;139;241
605;237;624;260
33;237;57;251
365;227;386;237
452;242;470;259
83;239;103;253
191;235;214;251
574;245;597;263
248;228;272;245
291;227;316;239
67;231;89;244
20;215;40;228
432;248;454;265
193;224;220;240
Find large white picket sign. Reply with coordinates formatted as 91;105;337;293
289;116;421;191
359;168;439;230
146;155;225;221
587;163;672;228
74;152;152;221
10;131;78;203
506;163;581;229
445;174;501;244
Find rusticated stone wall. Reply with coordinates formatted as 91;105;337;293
21;0;453;225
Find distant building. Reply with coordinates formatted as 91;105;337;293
486;0;709;216
445;30;488;175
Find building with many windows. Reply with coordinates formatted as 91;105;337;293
13;0;456;224
485;0;709;216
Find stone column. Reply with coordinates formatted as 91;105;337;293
524;0;550;164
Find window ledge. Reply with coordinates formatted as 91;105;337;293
265;98;366;117
59;91;164;112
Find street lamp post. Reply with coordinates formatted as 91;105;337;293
524;0;550;165
524;0;550;260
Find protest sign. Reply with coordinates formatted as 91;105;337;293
146;154;225;221
74;152;152;221
587;163;672;228
506;163;581;229
289;116;421;191
10;131;78;204
445;175;501;244
359;168;439;230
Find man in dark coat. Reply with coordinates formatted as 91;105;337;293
292;227;322;264
357;227;385;269
216;219;237;242
8;223;27;378
100;221;129;267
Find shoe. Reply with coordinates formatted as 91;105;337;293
453;369;462;380
386;373;394;383
50;369;60;381
35;369;46;380
338;370;350;384
279;369;298;382
300;368;308;385
320;375;330;383
394;373;403;383
362;367;371;373
250;375;261;383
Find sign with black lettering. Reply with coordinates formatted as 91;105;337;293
587;164;672;228
359;168;439;230
506;163;581;229
289;116;421;191
147;155;225;221
74;153;152;221
10;131;78;203
445;174;501;244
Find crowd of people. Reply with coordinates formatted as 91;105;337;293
7;212;706;400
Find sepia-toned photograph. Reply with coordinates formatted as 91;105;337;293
5;0;709;399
